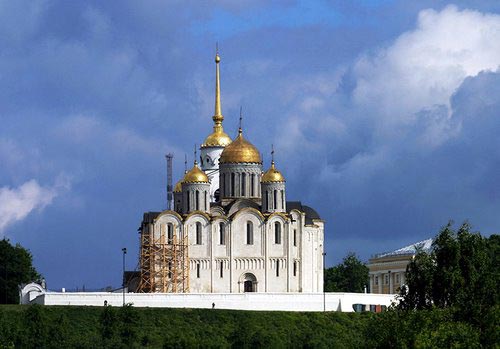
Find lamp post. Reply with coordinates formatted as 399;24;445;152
122;247;127;306
322;251;326;312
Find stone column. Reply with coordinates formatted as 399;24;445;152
389;271;393;294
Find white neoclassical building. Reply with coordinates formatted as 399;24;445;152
138;52;324;294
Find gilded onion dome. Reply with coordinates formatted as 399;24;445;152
174;168;189;192
173;179;183;192
219;128;262;164
183;161;210;183
262;161;286;183
201;51;232;148
202;129;232;147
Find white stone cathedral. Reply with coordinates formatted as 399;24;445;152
139;52;324;293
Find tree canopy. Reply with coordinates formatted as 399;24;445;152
0;238;40;304
324;252;369;293
397;222;499;346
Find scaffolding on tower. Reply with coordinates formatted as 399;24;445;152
138;221;189;293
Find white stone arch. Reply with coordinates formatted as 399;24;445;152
230;207;265;224
185;213;211;246
267;214;287;247
227;198;261;217
154;212;184;241
19;282;45;304
212;217;229;246
231;208;265;255
238;272;258;292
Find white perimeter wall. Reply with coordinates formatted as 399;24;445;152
31;292;397;312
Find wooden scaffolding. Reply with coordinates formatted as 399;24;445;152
138;222;189;293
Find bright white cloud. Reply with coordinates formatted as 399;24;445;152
0;179;63;236
353;5;500;124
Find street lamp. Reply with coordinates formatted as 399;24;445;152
122;247;127;306
322;251;326;312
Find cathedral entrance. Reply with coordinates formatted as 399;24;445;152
244;280;253;292
240;273;257;292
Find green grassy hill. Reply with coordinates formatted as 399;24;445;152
0;304;370;348
0;304;492;348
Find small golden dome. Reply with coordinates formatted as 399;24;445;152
183;162;209;183
202;129;232;147
219;129;262;164
174;180;183;192
262;161;285;183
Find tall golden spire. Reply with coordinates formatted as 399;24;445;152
214;43;222;124
201;44;232;148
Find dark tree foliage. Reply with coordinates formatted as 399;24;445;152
0;239;40;304
324;252;369;292
398;222;499;347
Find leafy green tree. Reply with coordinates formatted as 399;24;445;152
324;252;369;292
0;239;40;304
398;222;498;312
398;246;435;310
397;221;499;347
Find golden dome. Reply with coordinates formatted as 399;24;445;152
173;180;183;192
183;162;209;183
202;129;232;147
219;129;262;164
262;161;286;183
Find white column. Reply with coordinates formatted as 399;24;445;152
389;271;393;294
378;273;382;294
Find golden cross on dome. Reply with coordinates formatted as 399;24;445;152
194;144;198;165
271;144;275;163
184;154;188;173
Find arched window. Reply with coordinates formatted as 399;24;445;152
231;173;235;196
276;259;280;277
293;229;297;247
196;222;202;245
196;263;200;278
204;191;207;211
220;261;224;278
281;190;284;210
195;190;200;211
274;222;281;244
265;191;269;211
273;190;277;210
167;223;173;244
293;261;297;276
241;173;246;196
219;222;225;245
246;221;253;245
186;191;190;211
251;174;255;197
